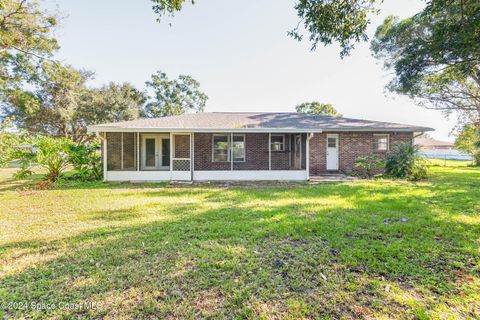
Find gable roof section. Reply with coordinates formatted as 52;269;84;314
87;112;433;133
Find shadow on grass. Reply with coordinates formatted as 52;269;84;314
0;166;479;318
0;176;480;318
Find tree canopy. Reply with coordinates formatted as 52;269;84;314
454;123;480;165
0;0;59;90
2;62;145;142
144;70;208;118
371;1;480;128
296;102;342;117
150;0;381;56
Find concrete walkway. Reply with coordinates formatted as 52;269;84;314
309;174;358;183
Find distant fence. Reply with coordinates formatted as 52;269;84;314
420;149;472;161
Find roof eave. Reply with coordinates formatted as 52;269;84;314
87;126;433;133
87;126;325;133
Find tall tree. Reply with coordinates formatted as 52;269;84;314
0;0;59;90
149;0;381;56
4;62;90;140
3;62;145;142
371;1;480;128
144;70;208;117
296;102;342;117
454;124;480;166
76;82;145;128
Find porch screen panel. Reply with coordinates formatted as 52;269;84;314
174;134;190;158
106;133;122;170
106;132;137;171
122;133;137;170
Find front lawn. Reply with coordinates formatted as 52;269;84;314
0;165;479;319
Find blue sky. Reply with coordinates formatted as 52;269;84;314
49;0;456;141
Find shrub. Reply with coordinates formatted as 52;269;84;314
66;142;102;181
385;142;428;180
354;155;385;178
31;137;71;181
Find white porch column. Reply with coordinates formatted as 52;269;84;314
103;132;107;182
306;133;314;180
230;132;233;171
136;132;140;171
121;133;124;170
191;133;194;181
169;132;173;173
268;133;271;171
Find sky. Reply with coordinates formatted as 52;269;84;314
48;0;456;142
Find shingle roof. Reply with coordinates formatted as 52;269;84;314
415;137;453;147
87;112;433;133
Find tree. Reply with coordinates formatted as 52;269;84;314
296;102;342;117
454;124;480;166
0;0;59;90
75;82;146;132
371;1;480;128
144;70;208;117
149;0;381;57
288;0;380;56
3;62;91;141
0;117;26;166
3;62;145;142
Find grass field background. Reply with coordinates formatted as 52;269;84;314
0;162;479;319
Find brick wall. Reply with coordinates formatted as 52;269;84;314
194;133;270;170
193;133;307;171
271;134;290;170
174;134;190;158
234;133;269;170
104;131;413;174
309;132;413;175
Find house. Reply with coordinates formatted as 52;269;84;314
415;136;453;150
415;135;472;161
87;112;433;182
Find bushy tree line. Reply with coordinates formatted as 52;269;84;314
0;0;209;183
1;0;208;144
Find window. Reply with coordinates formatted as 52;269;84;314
213;135;229;162
374;134;389;152
212;134;245;162
327;137;337;148
232;135;245;162
271;134;285;151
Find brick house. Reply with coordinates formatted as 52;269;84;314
87;112;433;181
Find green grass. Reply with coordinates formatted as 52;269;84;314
425;158;473;167
0;164;479;319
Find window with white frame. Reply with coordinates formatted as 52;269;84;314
232;135;245;162
213;135;229;162
212;134;245;162
271;134;285;151
374;134;389;152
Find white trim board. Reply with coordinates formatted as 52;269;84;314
106;170;190;182
105;170;308;182
193;170;307;181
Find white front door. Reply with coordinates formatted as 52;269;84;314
326;134;339;170
142;135;170;170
